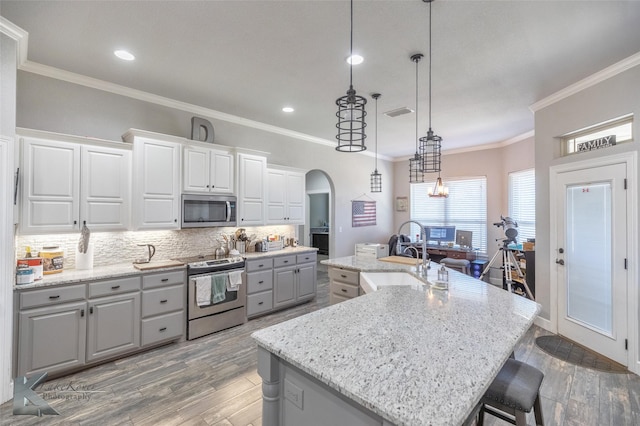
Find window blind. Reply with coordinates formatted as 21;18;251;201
410;177;487;253
508;169;535;242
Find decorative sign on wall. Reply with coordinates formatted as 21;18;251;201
352;200;376;227
577;135;616;152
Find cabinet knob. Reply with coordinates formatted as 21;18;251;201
206;185;210;188
174;219;177;223
81;309;85;317
90;306;94;314
73;220;77;225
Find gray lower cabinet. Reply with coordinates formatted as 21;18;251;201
141;270;186;346
17;298;87;377
15;269;186;378
247;251;317;318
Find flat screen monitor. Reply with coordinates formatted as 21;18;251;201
425;226;456;243
456;230;473;248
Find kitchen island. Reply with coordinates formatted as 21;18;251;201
252;259;540;426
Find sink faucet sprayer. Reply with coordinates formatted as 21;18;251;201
397;220;430;274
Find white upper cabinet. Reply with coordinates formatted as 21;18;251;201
81;145;131;231
124;131;181;230
19;132;131;234
237;153;266;225
266;168;305;225
183;145;233;194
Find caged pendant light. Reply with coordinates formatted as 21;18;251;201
370;93;382;192
409;53;425;183
335;0;367;152
419;0;448;197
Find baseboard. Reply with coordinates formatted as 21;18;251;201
534;316;553;332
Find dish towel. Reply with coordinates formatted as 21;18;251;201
195;276;212;307
227;271;243;292
212;274;227;304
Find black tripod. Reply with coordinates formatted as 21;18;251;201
480;240;534;300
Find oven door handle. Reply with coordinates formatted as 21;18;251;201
226;201;231;222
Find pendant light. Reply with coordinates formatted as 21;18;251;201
409;53;425;183
419;0;448;197
335;0;367;152
370;93;382;192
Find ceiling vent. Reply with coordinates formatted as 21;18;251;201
384;107;414;118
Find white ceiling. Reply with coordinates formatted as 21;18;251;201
2;0;640;159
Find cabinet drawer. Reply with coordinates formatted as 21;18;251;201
142;284;185;317
142;270;185;289
20;284;86;310
247;291;273;317
246;258;273;272
447;251;468;260
274;255;296;268
141;311;184;346
297;252;317;264
246;270;273;294
89;276;140;298
328;267;359;285
331;282;359;299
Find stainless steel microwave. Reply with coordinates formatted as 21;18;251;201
181;194;237;228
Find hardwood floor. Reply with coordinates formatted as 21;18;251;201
2;259;639;425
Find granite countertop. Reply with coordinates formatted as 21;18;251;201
252;266;540;426
14;246;318;290
242;246;317;260
14;262;187;290
321;255;418;272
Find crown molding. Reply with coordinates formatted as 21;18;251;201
392;130;535;162
530;51;640;112
18;59;396;162
0;17;28;65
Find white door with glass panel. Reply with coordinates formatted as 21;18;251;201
555;162;627;365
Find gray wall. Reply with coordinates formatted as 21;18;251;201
309;193;329;228
534;65;640;322
15;72;395;257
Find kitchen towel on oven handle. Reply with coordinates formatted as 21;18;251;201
195;276;212;307
227;270;243;292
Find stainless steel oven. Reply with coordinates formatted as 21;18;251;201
179;256;246;340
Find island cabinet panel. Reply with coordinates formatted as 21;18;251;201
328;266;360;304
17;300;87;377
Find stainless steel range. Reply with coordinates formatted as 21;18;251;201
176;255;246;340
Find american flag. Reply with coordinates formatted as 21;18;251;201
352;201;376;227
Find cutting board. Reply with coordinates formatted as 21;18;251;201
133;260;185;270
378;256;419;266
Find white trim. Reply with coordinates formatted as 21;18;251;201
549;151;638;373
17;60;395;162
392;130;535;162
534;316;553;333
0;16;28;64
530;51;640;112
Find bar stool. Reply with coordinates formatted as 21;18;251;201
478;358;544;426
439;258;471;275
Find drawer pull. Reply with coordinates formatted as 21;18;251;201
258;280;264;284
49;295;60;300
284;260;289;263
161;278;169;282
159;327;167;332
111;285;121;290
259;264;264;267
160;299;168;303
341;289;348;293
258;301;264;305
340;274;347;278
81;309;85;317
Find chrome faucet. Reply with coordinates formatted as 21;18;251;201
398;220;430;274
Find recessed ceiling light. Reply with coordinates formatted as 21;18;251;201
282;107;295;113
114;50;135;61
347;54;364;65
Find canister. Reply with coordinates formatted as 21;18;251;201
16;265;35;285
17;257;44;280
39;246;64;274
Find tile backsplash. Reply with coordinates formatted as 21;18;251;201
15;225;296;268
